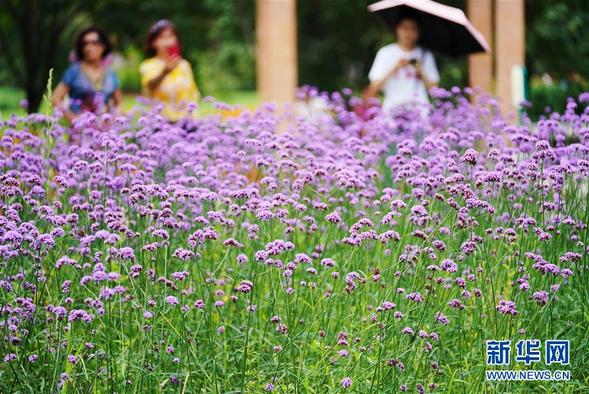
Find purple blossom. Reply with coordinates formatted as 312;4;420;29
440;259;458;273
171;271;189;281
0;84;587;391
461;148;479;165
406;292;423;303
194;299;205;309
401;326;414;335
4;353;17;362
237;280;254;293
496;300;518;315
341;377;352;389
533;290;549;305
119;247;135;261
435;312;450;325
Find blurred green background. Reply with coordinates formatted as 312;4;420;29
0;0;588;118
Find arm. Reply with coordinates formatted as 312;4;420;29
416;51;440;90
368;59;410;94
415;61;437;89
366;48;410;97
147;69;168;91
51;82;75;124
146;56;181;92
111;89;123;113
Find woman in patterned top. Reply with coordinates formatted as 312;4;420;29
52;26;122;125
140;20;200;122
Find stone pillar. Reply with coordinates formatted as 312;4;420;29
256;0;298;104
467;0;493;93
495;0;525;114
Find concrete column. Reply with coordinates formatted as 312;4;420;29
256;0;298;104
467;0;493;93
495;0;525;114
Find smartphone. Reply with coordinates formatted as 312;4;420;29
408;58;417;65
168;44;181;58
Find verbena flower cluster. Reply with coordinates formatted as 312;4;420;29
0;87;588;392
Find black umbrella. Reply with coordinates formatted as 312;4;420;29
368;0;490;57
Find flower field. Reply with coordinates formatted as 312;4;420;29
1;88;588;393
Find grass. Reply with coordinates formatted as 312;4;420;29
0;86;28;117
0;86;259;118
0;87;587;393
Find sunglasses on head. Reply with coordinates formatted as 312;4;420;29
149;19;174;35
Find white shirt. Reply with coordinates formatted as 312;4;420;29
368;43;440;111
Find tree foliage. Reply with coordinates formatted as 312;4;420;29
0;0;92;112
525;0;589;79
0;0;256;112
0;0;588;113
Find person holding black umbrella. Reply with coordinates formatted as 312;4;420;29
365;0;490;114
366;9;440;113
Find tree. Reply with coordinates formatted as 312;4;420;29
525;0;589;80
296;0;466;92
0;0;256;110
92;0;256;95
0;0;96;113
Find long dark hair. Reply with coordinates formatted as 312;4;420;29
74;26;112;61
144;19;180;57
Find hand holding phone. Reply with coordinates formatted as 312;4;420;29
163;45;181;74
168;44;181;58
